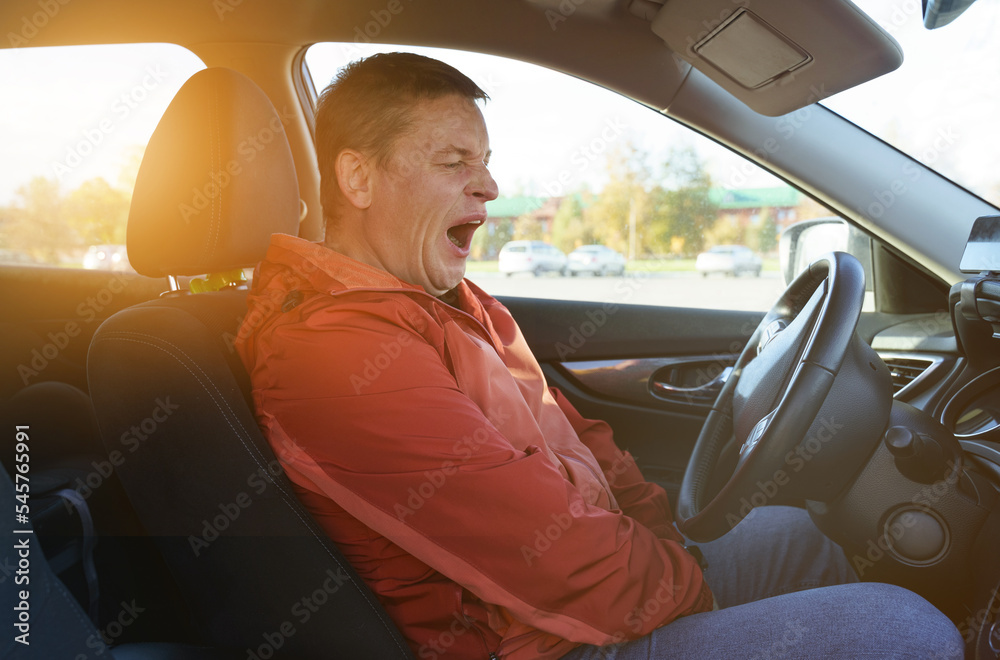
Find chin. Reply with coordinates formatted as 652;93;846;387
427;275;464;296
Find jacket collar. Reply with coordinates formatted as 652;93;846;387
264;233;425;293
260;233;503;348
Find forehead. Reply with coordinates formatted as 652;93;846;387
398;94;489;153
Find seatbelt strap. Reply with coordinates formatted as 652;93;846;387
54;488;101;625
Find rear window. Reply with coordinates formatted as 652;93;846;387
0;44;205;268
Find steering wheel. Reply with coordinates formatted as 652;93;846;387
676;251;886;542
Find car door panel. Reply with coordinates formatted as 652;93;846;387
0;267;166;398
499;295;763;502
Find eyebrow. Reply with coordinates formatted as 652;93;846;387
434;146;492;162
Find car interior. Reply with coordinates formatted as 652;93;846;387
2;0;1000;658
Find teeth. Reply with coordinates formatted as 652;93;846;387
448;232;462;247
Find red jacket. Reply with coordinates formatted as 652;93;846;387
236;234;713;659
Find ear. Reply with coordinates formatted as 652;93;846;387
335;148;372;210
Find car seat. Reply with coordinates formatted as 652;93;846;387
87;67;413;659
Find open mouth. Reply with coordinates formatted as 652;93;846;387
446;219;483;250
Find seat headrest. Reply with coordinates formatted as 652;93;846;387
127;68;300;278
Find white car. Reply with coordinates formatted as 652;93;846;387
566;245;626;276
695;245;762;277
82;244;131;272
498;240;566;276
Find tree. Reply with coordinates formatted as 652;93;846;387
647;147;715;257
0;176;69;263
513;212;544;241
0;171;134;266
753;209;779;254
550;194;589;253
64;177;130;246
584;144;649;257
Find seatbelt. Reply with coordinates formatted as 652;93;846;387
53;488;101;625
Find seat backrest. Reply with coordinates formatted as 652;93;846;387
87;67;413;659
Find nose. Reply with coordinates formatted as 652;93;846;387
470;163;499;202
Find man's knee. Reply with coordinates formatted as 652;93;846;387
822;583;963;658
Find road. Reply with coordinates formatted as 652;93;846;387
466;271;787;311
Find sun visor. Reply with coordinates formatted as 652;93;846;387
640;0;902;116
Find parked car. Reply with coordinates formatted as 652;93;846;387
82;244;131;272
2;0;1000;658
566;244;626;276
695;245;763;277
498;240;566;276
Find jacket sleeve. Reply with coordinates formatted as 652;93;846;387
549;387;684;543
257;299;713;646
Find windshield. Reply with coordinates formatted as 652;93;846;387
824;0;1000;208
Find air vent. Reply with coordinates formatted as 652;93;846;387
880;354;944;399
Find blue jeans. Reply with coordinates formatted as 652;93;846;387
561;506;964;659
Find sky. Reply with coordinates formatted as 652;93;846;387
1;0;998;208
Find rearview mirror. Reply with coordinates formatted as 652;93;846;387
923;0;980;29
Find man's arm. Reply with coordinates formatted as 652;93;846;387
551;387;683;542
253;299;712;646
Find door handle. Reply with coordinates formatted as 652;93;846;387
651;366;732;402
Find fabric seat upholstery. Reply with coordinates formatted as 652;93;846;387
87;67;413;659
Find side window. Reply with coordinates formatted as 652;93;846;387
0;44;205;269
306;44;844;311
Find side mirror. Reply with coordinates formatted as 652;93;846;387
779;216;874;289
779;217;850;285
